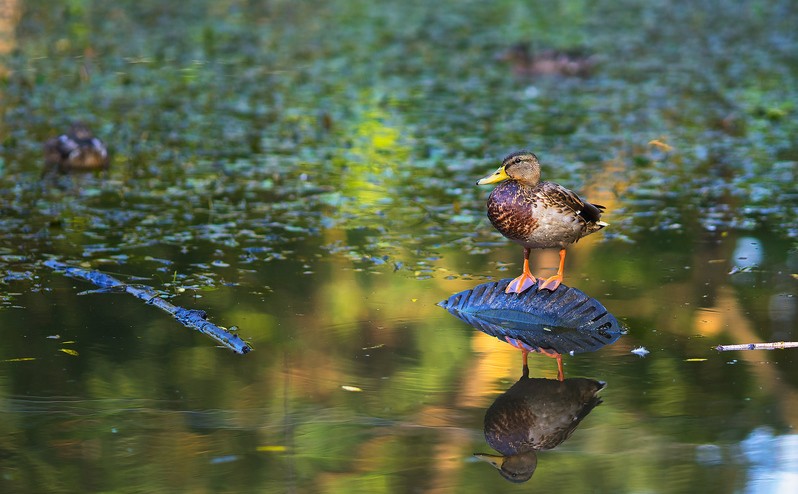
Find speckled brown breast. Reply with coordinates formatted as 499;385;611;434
486;180;597;249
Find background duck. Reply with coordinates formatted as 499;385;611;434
43;122;109;175
496;42;597;78
477;151;607;294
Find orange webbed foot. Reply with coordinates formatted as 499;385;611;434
505;272;537;294
537;248;566;292
505;247;536;294
537;274;562;292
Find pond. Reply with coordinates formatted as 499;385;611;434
1;1;797;492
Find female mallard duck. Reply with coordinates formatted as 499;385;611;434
497;43;596;78
43;123;109;175
477;151;607;294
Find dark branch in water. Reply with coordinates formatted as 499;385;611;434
44;260;252;355
715;341;798;352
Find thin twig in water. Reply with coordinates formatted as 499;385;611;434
715;341;798;352
45;259;252;354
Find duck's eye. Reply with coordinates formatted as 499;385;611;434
514;157;522;164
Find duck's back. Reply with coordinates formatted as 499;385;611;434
484;377;605;454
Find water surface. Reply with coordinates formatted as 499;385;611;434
1;1;797;492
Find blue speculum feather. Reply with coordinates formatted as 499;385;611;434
438;279;625;355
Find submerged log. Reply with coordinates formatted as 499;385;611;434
44;260;252;354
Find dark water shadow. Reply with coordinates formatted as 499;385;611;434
438;279;624;483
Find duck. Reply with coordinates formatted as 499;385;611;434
474;365;605;483
477;151;607;294
43;123;109;175
496;43;596;78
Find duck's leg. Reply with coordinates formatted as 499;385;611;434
536;347;565;382
506;338;564;381
538;248;566;291
505;337;530;367
505;248;536;294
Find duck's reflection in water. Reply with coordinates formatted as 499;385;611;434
439;280;621;482
475;364;605;483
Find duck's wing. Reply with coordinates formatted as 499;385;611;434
539;181;605;223
44;134;78;162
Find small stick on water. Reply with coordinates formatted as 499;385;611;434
45;259;252;354
715;341;798;352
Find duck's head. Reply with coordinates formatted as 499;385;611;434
474;451;538;483
68;122;95;141
476;151;541;186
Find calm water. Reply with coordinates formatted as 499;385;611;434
1;1;797;493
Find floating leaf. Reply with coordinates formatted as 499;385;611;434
257;445;288;452
438;279;626;355
59;348;79;356
209;455;239;464
648;139;674;152
341;385;362;392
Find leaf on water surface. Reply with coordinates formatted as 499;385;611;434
0;256;27;264
728;265;757;275
648;139;674;152
77;286;129;295
59;348;79;356
209;455;240;464
256;445;288;453
2;357;36;362
3;271;34;282
144;256;174;266
439;279;625;355
341;385;363;392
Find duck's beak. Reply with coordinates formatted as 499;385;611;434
473;453;505;470
476;166;510;185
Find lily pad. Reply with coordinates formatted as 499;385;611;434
438;279;625;355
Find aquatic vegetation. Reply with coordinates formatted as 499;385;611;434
2;0;796;295
0;1;796;492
